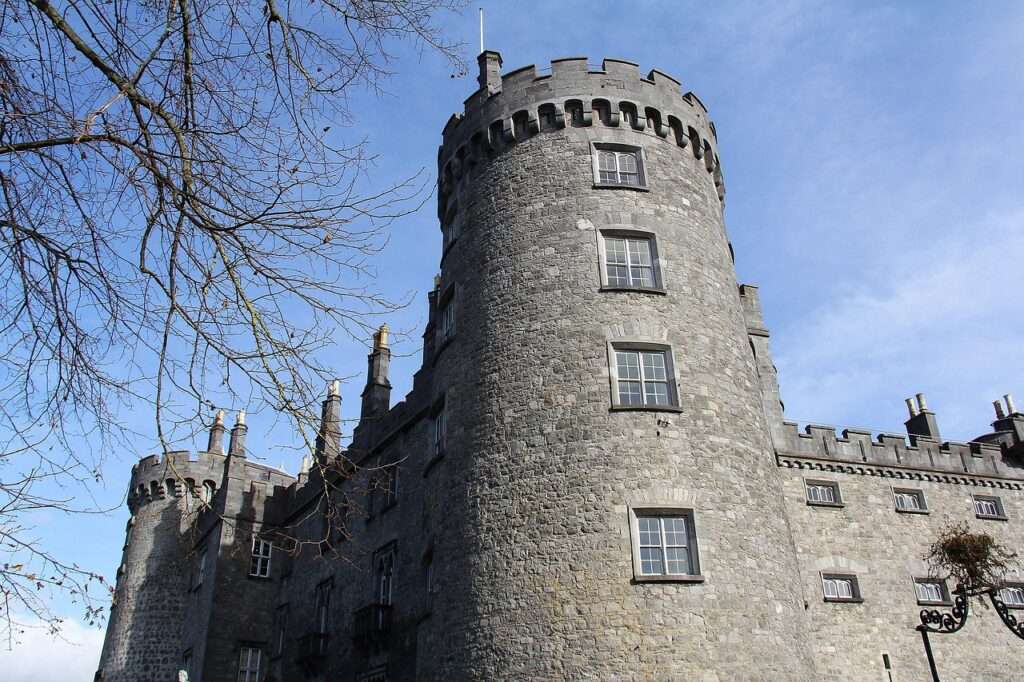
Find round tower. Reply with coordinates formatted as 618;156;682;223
96;447;225;682
432;54;815;679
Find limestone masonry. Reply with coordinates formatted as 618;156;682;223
96;53;1024;681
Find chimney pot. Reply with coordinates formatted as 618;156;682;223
1005;393;1018;415
916;393;929;412
905;398;919;418
994;400;1007;420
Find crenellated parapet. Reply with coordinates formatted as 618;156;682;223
437;53;725;220
126;449;228;512
776;421;1024;487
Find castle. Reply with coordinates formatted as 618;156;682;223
96;53;1024;681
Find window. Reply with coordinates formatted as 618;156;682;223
377;550;395;607
273;605;289;657
249;537;272;578
821;573;861;602
893;488;928;513
914;578;950;605
433;406;447;457
181;650;193;680
423;550;435;595
201;481;216;504
611;347;677;409
592;144;645;187
382;467;398;509
194;547;207;590
1000;583;1024;608
314;580;332;634
628;507;702;582
805;480;843;507
237;646;262;682
357;668;389;682
973;494;1006;519
437;290;456;345
601;233;660;290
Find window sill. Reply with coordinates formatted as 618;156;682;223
976;514;1008;521
895;508;930;515
633;574;704;584
917;600;953;607
824;597;864;604
610;405;683;414
599;285;667;296
593;182;650;192
246;574;272;581
806;500;845;509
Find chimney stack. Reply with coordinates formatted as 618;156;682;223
904;393;940;442
228;410;247;458
314;380;342;467
207;409;226;454
360;324;393;426
477;50;503;96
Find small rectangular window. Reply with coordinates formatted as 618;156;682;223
237;646;262;682
805;480;843;507
181;649;193;680
612;348;677;408
249;537;272;578
629;507;702;582
893;488;928;514
602;234;660;290
821;573;861;602
914;578;950;605
1000;583;1024;608
593;145;646;187
973;495;1006;520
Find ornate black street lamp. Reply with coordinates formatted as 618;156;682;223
916;584;1024;681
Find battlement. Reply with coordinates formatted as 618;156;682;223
776;421;1024;485
437;53;725;214
127;449;294;511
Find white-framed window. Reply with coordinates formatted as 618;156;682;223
249;537;272;578
628;506;702;581
914;578;950;605
357;668;389;682
893;488;928;513
437;290;456;344
973;494;1006;519
1000;583;1024;608
237;646;262;682
592;144;646;187
805;480;843;507
610;345;678;409
601;232;660;290
821;573;861;602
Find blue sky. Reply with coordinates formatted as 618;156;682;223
5;1;1023;677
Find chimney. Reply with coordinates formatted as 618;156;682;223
314;380;342;467
360;324;393;424
904;393;940;442
228;410;247;457
207;409;226;454
477;50;503;96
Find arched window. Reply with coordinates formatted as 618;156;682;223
201;481;216;504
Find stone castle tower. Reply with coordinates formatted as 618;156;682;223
97;53;1024;682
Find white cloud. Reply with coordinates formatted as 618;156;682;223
775;210;1024;439
0;618;104;682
